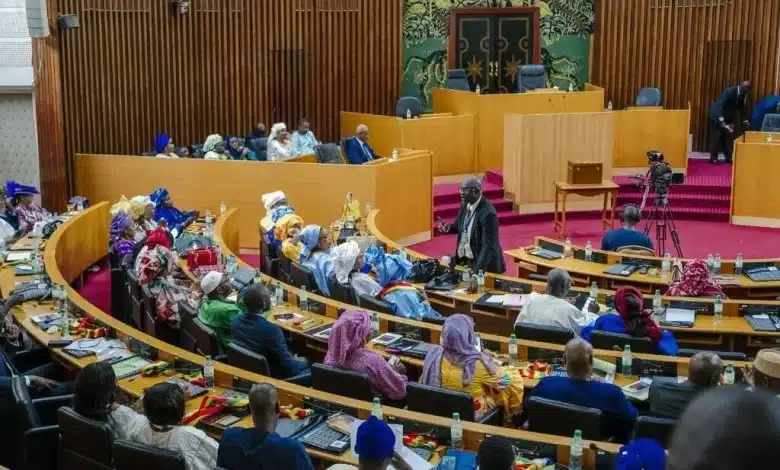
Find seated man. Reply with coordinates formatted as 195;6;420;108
326;416;397;470
197;271;243;348
217;383;314;470
514;268;598;336
230;284;309;380
649;351;722;419
344;124;379;164
524;338;638;441
601;204;653;252
291;118;320;156
749;348;780;395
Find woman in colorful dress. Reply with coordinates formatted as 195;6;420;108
6;181;45;235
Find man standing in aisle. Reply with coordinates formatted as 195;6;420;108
708;80;751;164
437;176;506;274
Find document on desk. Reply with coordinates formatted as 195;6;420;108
664;308;696;324
484;295;507;304
502;294;529;308
5;251;32;262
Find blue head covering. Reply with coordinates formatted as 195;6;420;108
355;416;395;461
6;181;39;197
614;439;665;470
269;205;295;224
109;212;133;244
299;225;322;261
154;133;171;154
364;245;412;287
149;188;169;207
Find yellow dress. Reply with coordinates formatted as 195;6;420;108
439;357;524;419
282;239;303;261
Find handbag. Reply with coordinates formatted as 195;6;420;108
187;247;219;271
408;259;443;283
341;192;362;221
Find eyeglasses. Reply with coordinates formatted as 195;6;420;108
459;187;480;194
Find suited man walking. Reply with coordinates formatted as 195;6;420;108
438;177;505;273
709;80;751;164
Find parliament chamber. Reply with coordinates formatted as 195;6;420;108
3;1;780;470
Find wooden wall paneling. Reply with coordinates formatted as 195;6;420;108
592;0;780;151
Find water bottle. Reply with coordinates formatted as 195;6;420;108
589;281;598;299
622;345;632;378
767;134;774;144
564;237;573;258
461;268;471;284
570;429;583;470
203;356;215;390
450;413;463;450
707;254;714;276
713;295;723;325
299;286;308;312
205;209;213;226
585;241;593;262
60;310;70;339
477;270;485;293
508;334;518;367
371;397;383;419
735;252;744;276
391;148;399;161
568;82;574;92
661;252;671;280
714;253;722;275
653;289;662;312
219;201;227;216
406;108;412;119
31;245;42;271
365;201;372;216
723;363;735;385
226;255;237;274
274;281;284;307
475;84;481;95
607;101;613;111
371;311;380;337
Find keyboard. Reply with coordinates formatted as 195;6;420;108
530;248;563;260
603;263;638;277
408;446;433;461
746;314;780;332
745;267;780;282
298;421;350;454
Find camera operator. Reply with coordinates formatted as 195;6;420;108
709;80;751;165
601;204;653;252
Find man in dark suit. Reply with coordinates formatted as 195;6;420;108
438;177;506;274
649;351;723;419
345;124;379;164
709;80;751;164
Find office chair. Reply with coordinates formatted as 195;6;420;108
590;330;655;354
314;143;345;164
113;440;185;470
259;236;279;278
141;286;179;346
278;256;293;285
290;261;318;293
355;292;394;315
126;268;144;330
327;275;355;304
395;96;423;118
57;407;114;470
514;322;574;345
421;315;446;326
312;363;375;401
226;342;311;385
179;311;226;362
676;349;747;361
108;251;129;324
525;396;603;440
635;87;662;106
445;69;470;91
633;415;677;448
406;382;503;425
761;113;780;132
516;65;547;92
617;245;656;256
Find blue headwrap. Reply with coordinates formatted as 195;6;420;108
6;181;40;197
149;188;169;207
109;212;133;244
355;416;395;460
364;245;412;287
269;205;295;224
154;133;171;154
614;439;665;470
299;225;322;262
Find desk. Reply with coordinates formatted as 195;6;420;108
743;131;780;144
731;141;780;228
554;181;619;236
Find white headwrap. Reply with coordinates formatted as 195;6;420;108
203;134;223;153
331;241;360;284
269;123;287;142
262;191;287;211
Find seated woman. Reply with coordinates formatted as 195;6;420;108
128;382;218;470
666;259;726;298
203;134;230;160
267;123;293;161
420;314;524;422
259;190;293;237
130;195;158;241
109;212;136;260
0;185;20;247
6;181;45;234
332;242;440;321
275;213;304;261
324;310;407;400
154;133;178;159
299;224;334;295
225;136;258;161
583;287;679;356
149;188;197;234
136;228;185;328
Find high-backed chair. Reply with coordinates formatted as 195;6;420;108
676;349;747;361
633;415;676;448
113;440;185;470
590;330;655;354
516;65;547;93
126;268;144;330
290;261;318;293
312;363;374;401
278;256;293;285
514;322;574;345
406;382;502;425
355;292;394;315
227;343;311;385
635;87;662;106
395;96;423;118
179;309;224;361
421;315;446;326
761;113;780;132
314;143;345;164
445;69;470;91
57;407;114;470
260;236;279;278
327;276;355;304
525;396;603;440
617;245;656;256
141;286;179;346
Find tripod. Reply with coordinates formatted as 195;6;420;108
643;193;683;258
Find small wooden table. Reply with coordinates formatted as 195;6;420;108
553;180;620;236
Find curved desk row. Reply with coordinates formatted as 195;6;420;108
8;202;622;467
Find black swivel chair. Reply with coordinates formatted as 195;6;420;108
395;96;423;118
57;407;114;470
676;349;747;361
327;276;355;304
314;143;345;164
126;268;144;330
260;235;279;278
141;286;179;346
290;262;318;293
312;363;374;401
516;65;547;92
406;382;503;425
514;322;574;345
179;308;226;361
421;315;446;326
590;331;655;354
278;256;293;285
445;69;471;91
525;396;603;440
355;292;394;315
226;342;311;386
633;415;676;448
108;250;129;324
635;87;662;106
761;113;780;132
113;440;185;470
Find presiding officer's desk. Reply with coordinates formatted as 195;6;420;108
10;202;622;467
732;139;780;228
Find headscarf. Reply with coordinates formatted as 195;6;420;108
273;213;304;242
262;191;286;211
149;188;169;208
146;227;171;250
420;314;498;388
614;287;660;343
614;439;665;470
109;212;133;245
129;195;153;220
666;259;726;298
203;134;223;153
154;133;171;154
299;224;322;261
269;123;287;142
355;416;396;461
364;245;412;287
110;196;132;217
6;181;39;197
270;205;295;224
332;241;360;284
324;310;372;368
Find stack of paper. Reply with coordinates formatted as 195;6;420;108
483;294;531;308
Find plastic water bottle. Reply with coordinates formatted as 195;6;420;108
391;149;399;161
203;356;215;390
371;311;380;337
477;270;485;293
723;363;735;385
219;201;227;216
707;254;715;276
475;84;481;95
767;134;774;144
570;429;583;470
226;255;237;274
76;200;84;212
450;413;463;450
714;253;722;275
568;82;574;92
653;289;662;310
564;237;573;258
60;309;70;339
589;281;598;299
406;108;412;119
461;268;471;284
365;201;372;216
274;281;284;307
371;397;383;419
661;252;671;280
713;295;723;325
622;345;632;378
607;101;613;111
299;286;308;312
735;252;744;276
508;333;518;367
585;241;593;262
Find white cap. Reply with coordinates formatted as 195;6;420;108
262;191;286;211
200;271;224;295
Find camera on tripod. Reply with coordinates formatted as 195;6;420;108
638;151;685;257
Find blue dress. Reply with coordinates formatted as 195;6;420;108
582;313;679;356
302;251;334;296
153;205;197;233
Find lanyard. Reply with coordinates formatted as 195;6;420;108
462;208;477;235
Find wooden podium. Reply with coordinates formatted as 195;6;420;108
731;141;780;228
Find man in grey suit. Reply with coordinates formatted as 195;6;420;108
649;352;723;419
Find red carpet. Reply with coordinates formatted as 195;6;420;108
77;267;112;314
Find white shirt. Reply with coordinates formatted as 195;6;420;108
327;465;358;470
0;217;16;241
350;272;382;298
155;153;179;159
110;405;142;441
127;417;218;470
269;139;293;161
457;197;481;259
515;293;598;335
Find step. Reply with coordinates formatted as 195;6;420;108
434;186;505;206
616;185;731;197
433;199;515;219
484;169;504;187
616;193;731;209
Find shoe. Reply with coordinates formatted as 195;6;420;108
725;160;733;164
710;160;717;164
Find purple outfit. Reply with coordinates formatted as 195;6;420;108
324;310;407;400
109;212;135;258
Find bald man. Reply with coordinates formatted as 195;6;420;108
437;176;506;273
601;204;653;252
515;268;597;335
345;124;380;164
649;351;723;419
524;338;637;441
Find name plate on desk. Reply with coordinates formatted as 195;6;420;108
493;278;533;294
669;300;713;315
573;248;608;264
